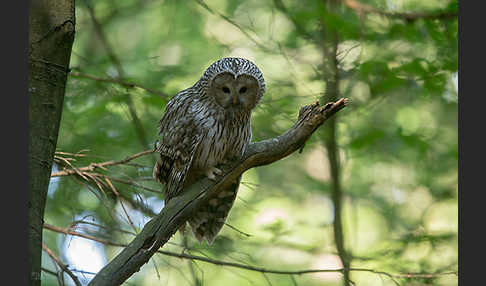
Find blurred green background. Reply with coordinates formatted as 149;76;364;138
42;0;458;285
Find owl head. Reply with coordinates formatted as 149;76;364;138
199;57;265;112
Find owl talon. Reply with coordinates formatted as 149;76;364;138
206;167;223;180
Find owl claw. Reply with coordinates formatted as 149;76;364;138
206;167;223;180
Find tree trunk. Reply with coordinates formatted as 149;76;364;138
28;1;75;285
320;1;351;285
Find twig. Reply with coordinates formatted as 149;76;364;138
51;149;154;177
52;150;163;220
107;176;163;194
82;0;151;150
290;274;298;286
44;223;126;247
71;269;98;276
195;0;273;52
262;272;273;286
272;0;315;40
82;0;124;78
42;243;83;286
70;220;136;236
41;267;59;277
104;176;138;232
183;236;202;286
69;72;169;98
224;223;252;237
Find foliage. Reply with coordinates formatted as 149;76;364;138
42;0;457;285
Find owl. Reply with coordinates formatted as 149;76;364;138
153;57;265;244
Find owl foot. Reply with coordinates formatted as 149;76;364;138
205;167;223;180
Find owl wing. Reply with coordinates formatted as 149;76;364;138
153;93;202;202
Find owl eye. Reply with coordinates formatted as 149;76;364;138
222;87;230;94
239;87;247;94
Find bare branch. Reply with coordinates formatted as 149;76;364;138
82;0;125;78
51;149;154;177
69;72;169;98
82;0;151;150
70;220;136;236
272;0;315;40
224;223;252;238
195;0;273;52
41;267;59;277
52;149;164;221
42;243;83;286
107;176;163;194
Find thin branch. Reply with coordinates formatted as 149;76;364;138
41;267;59;277
44;223;127;247
82;0;151;150
51;149;154;177
183;236;202;286
224;223;252;238
44;223;457;280
124;94;152;150
69;72;169;98
82;0;124;78
391;272;458;279
52;150;163;221
272;0;315;40
70;220;136;236
289;274;298;286
195;0;273;52
71;269;98;276
107;176;163;194
63;165;161;220
342;0;457;21
262;272;273;286
104;176;138;232
42;243;83;286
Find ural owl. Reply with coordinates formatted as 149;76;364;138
153;57;265;244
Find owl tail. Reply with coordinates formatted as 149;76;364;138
187;176;241;244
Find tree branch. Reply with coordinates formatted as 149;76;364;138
69;72;169;99
86;98;348;285
42;243;82;286
194;0;273;53
51;149;154;177
272;0;315;40
82;0;151;150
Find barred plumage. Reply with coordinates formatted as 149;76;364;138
153;57;265;244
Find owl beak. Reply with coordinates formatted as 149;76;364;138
233;94;239;105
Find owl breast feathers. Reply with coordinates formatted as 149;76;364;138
153;57;265;244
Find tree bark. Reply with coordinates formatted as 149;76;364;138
28;1;75;285
87;99;348;286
